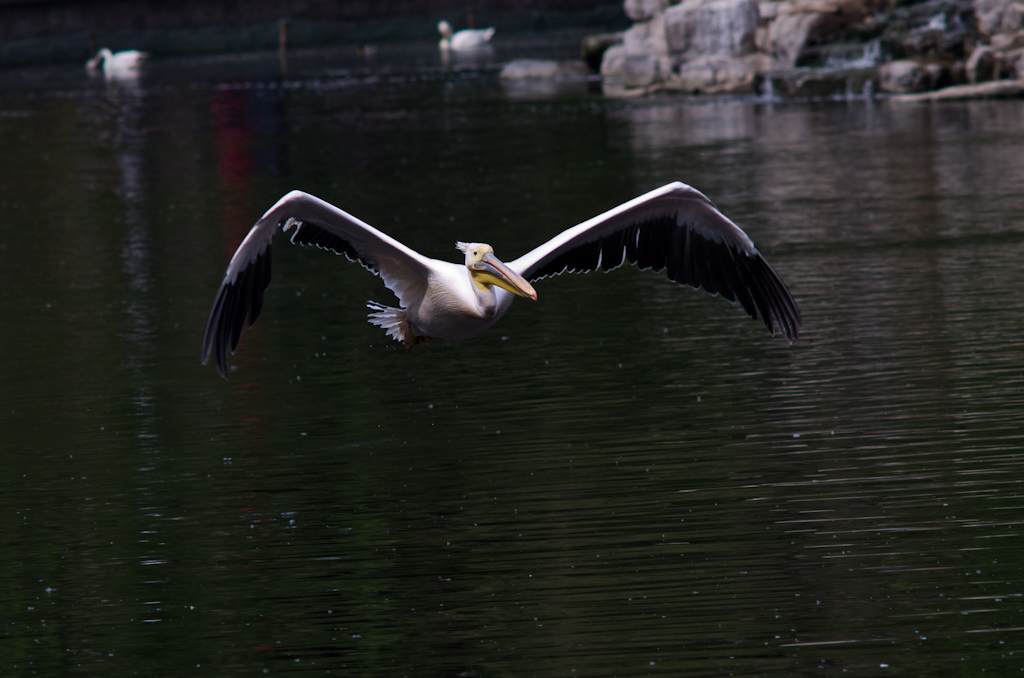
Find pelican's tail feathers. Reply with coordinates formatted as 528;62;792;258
366;301;416;347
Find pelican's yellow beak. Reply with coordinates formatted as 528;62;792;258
472;252;538;300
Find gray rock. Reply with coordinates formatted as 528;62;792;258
665;0;759;58
611;9;672;88
677;53;766;92
766;0;875;69
975;0;1018;36
623;52;664;87
966;45;1001;82
600;44;627;78
602;0;1024;97
662;0;764;92
766;12;821;69
879;59;934;92
1012;47;1024;78
890;78;1024;99
625;0;669;21
766;67;878;98
991;30;1024;50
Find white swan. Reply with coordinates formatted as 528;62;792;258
438;21;495;51
86;48;147;80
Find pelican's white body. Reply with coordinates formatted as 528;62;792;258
409;261;515;339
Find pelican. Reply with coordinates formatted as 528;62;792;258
86;48;147;80
201;182;802;377
438;20;495;51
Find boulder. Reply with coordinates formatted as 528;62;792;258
665;0;760;58
601;44;627;79
1011;47;1024;77
991;29;1024;49
622;52;665;87
600;7;672;90
663;0;767;91
623;11;672;87
677;54;767;92
891;78;1024;99
766;67;877;97
975;0;1022;37
625;0;669;21
600;0;1022;97
879;58;935;92
965;42;1024;79
766;11;822;68
966;44;1001;81
878;0;975;62
765;0;876;69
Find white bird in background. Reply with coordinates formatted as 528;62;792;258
201;182;802;377
437;20;495;51
86;48;148;80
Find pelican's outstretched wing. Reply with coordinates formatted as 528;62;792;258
509;182;801;341
201;191;432;377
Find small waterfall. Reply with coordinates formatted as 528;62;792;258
825;38;881;70
862;79;874;100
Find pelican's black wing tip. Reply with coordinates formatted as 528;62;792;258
200;288;232;379
201;246;274;380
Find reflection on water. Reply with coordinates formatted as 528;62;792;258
0;35;1023;676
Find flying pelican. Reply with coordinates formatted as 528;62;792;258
438;20;495;51
86;48;148;80
201;182;802;377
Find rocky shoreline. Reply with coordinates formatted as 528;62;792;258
596;0;1024;98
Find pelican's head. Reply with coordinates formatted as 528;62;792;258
457;242;537;300
438;21;453;39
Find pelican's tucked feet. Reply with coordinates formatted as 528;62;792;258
367;301;415;347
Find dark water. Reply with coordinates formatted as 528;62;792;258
2;33;1024;677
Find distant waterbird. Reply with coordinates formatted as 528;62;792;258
85;48;147;80
437;20;495;51
201;182;802;377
